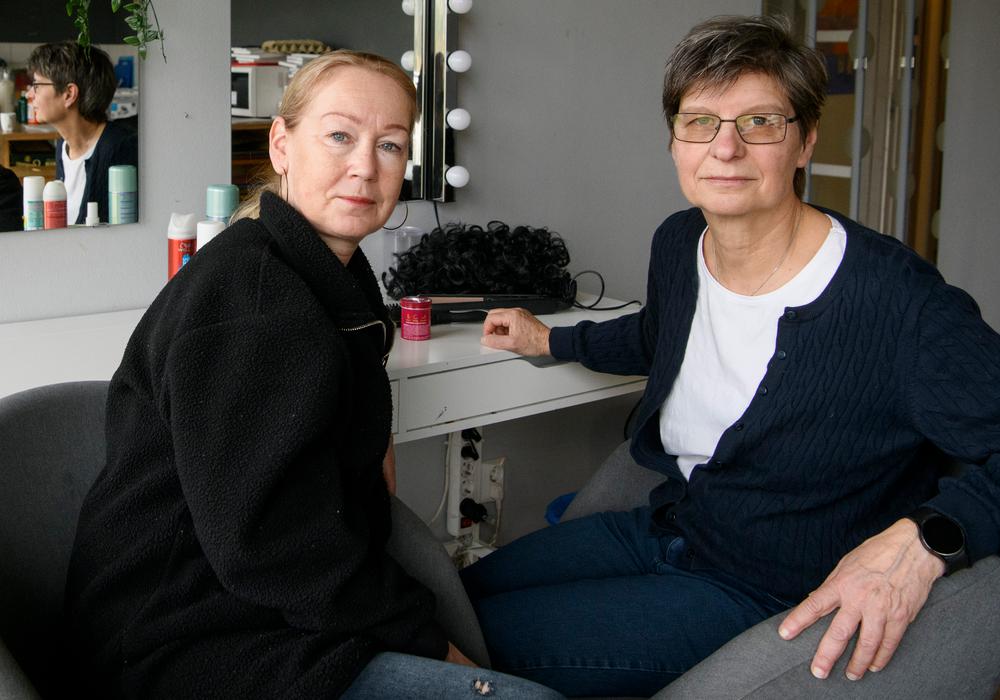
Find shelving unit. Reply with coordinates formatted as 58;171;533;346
0;125;59;183
231;117;272;201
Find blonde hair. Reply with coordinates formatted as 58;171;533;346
232;50;418;221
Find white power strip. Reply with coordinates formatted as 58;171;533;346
445;429;505;544
445;430;481;537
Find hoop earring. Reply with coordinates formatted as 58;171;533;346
382;200;409;231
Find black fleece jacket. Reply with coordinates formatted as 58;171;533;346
66;192;446;698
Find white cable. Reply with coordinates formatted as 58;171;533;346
488;495;503;548
428;436;450;524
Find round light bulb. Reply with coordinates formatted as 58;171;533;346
405;160;414;181
446;108;471;131
447;50;472;73
401;50;415;72
401;0;416;16
445;165;470;188
448;0;473;13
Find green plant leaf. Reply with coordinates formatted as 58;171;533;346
123;35;140;45
111;0;122;10
125;15;141;30
125;3;141;11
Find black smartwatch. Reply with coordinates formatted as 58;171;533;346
906;506;969;576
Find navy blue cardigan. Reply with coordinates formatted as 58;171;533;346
550;207;1000;602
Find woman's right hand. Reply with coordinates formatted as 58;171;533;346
480;308;552;357
445;642;477;667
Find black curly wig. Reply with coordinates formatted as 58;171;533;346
382;221;576;302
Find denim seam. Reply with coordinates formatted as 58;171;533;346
505;660;686;675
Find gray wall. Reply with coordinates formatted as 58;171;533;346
395;0;755;538
937;0;1000;330
0;0;750;541
401;0;755;303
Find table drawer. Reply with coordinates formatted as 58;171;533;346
400;358;644;431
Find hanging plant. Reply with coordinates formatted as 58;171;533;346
67;0;166;61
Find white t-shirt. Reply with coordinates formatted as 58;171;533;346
62;139;98;225
659;216;847;480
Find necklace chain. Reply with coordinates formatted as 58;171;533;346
712;203;803;296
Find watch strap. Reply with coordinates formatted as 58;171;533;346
906;506;970;576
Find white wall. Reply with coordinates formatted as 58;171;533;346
0;0;231;323
937;0;1000;330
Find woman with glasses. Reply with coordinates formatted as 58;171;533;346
462;14;1000;698
27;42;137;226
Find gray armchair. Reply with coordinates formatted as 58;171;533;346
0;381;488;698
0;381;108;699
563;441;1000;699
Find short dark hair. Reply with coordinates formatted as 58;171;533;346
27;42;117;123
662;15;828;198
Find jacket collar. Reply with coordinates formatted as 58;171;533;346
257;190;388;329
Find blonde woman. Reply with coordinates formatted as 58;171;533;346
66;51;562;699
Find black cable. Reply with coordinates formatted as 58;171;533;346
571;270;642;311
432;200;442;232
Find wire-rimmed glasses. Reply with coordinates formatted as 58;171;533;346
670;113;800;144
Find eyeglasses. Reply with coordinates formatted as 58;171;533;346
27;81;55;92
670;113;800;144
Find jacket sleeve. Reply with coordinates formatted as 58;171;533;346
907;279;1000;564
548;223;666;375
159;310;445;655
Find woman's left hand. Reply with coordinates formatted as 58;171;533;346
777;518;945;681
383;437;397;495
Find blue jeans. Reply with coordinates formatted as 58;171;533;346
343;652;565;699
460;507;793;698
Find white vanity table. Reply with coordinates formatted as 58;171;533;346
0;298;646;442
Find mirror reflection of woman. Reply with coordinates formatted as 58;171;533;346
65;51;562;699
27;42;138;226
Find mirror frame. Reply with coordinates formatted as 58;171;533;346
408;0;458;203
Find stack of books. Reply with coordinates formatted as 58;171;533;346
277;53;323;78
231;47;284;65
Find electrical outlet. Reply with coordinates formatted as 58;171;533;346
481;457;505;504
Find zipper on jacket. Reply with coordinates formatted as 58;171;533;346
338;319;389;366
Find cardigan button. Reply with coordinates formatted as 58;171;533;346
667;512;677;522
758;385;768;396
784;310;798;321
735;422;745;431
776;350;787;360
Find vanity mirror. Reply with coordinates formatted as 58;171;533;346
230;0;469;203
0;0;141;233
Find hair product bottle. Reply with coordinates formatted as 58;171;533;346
22;176;44;231
108;164;138;224
205;184;239;223
167;212;197;279
42;180;67;229
85;202;100;226
196;220;225;250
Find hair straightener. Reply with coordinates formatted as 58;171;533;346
387;294;573;325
